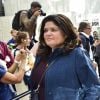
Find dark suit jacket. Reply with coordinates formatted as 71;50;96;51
79;33;90;54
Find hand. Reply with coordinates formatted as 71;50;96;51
94;40;100;46
92;61;98;70
34;10;41;16
14;49;27;62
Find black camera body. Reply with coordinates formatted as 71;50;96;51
28;9;46;18
40;10;46;16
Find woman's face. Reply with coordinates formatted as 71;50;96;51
43;21;66;49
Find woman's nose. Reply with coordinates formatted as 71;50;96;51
45;30;52;35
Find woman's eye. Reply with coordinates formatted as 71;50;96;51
44;29;47;33
51;28;56;32
44;28;58;33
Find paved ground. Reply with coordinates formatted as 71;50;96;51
15;81;30;100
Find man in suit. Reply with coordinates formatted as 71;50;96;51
78;21;93;59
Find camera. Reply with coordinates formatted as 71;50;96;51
28;9;46;18
40;9;46;16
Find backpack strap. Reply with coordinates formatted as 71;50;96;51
13;48;20;57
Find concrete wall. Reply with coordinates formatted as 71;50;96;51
3;0;32;16
0;16;13;42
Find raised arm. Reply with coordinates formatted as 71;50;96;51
0;49;27;84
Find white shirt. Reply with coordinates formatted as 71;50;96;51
80;32;93;60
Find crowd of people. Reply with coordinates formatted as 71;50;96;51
0;1;100;100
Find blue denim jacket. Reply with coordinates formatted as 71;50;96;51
45;47;100;100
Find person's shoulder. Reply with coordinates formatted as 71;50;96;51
74;47;91;62
74;47;85;56
21;10;27;14
7;38;15;44
0;41;7;48
20;10;28;20
0;41;5;44
79;33;86;39
20;10;28;16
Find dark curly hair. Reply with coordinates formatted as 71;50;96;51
37;14;80;57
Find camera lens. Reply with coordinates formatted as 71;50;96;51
40;10;46;16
